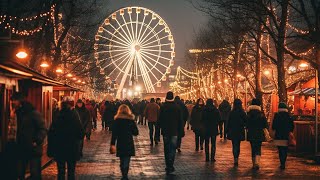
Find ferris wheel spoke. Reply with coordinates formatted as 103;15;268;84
128;12;136;40
141;34;170;47
137;54;155;92
103;25;132;46
106;49;130;53
140;53;166;76
97;44;128;49
140;51;168;69
141;49;172;53
97;49;128;56
115;56;132;81
113;19;133;43
141;43;171;49
137;15;146;42
120;16;134;41
109;53;131;77
139;55;161;82
140;28;165;46
135;13;139;41
116;54;135;98
97;35;130;47
139;22;160;45
101;51;130;69
140;50;172;61
137;15;154;43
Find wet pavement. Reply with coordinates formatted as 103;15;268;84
42;123;320;179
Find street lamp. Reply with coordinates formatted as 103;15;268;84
16;49;28;59
40;61;49;68
66;73;73;77
56;68;63;73
263;70;271;76
299;62;309;68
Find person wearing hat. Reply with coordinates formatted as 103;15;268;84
272;102;294;170
144;98;160;146
158;91;183;175
9;92;47;180
47;96;84;179
247;98;268;170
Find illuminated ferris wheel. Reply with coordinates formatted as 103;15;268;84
94;7;175;98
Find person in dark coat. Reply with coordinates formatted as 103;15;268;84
190;98;205;151
218;99;232;139
202;99;221;162
111;104;139;180
272;102;294;170
47;96;84;180
158;91;182;175
227;99;247;166
103;101;116;131
174;96;189;152
75;99;91;156
247;98;268;170
155;98;162;142
139;100;147;125
11;92;47;180
144;98;160;146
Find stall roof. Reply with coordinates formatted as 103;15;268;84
0;60;64;86
289;88;320;96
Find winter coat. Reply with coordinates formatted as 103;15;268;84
246;105;268;142
47;108;84;161
140;101;147;115
190;105;205;132
144;102;160;122
103;102;116;126
85;103;94;128
218;100;231;122
111;113;139;157
227;109;247;141
75;104;91;134
133;103;141;115
272;109;294;142
15;101;47;159
158;101;183;136
202;105;221;137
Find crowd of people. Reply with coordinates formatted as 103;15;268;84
2;91;295;180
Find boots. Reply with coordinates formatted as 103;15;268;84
234;158;239;166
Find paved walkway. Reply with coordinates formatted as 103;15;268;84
42;123;320;179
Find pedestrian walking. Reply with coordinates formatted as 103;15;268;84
158;91;183;175
190;98;205;151
272;102;294;170
202;99;221;162
85;99;94;137
110;104;139;180
102;101;115;131
174;96;188;152
247;98;268;170
75;99;91;156
218;99;231;139
186;100;194;130
227;99;247;166
144;98;160;146
11;92;47;180
140;100;147;125
155;98;162;142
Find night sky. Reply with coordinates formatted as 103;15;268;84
104;0;208;64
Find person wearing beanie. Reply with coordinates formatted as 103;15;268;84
158;91;183;174
190;98;205;151
272;102;294;170
247;98;268;170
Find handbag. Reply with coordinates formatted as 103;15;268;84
110;145;116;154
263;128;273;142
288;132;296;147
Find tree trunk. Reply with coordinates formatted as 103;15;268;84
255;24;263;107
276;0;289;103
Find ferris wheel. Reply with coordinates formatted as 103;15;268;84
94;7;175;98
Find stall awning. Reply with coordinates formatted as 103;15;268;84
0;60;64;86
289;88;320;96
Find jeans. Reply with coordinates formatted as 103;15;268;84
205;135;217;160
250;141;262;157
232;140;241;158
18;157;42;180
148;122;156;143
194;130;204;150
155;124;161;142
163;136;177;171
56;160;76;180
120;156;131;178
278;146;288;166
